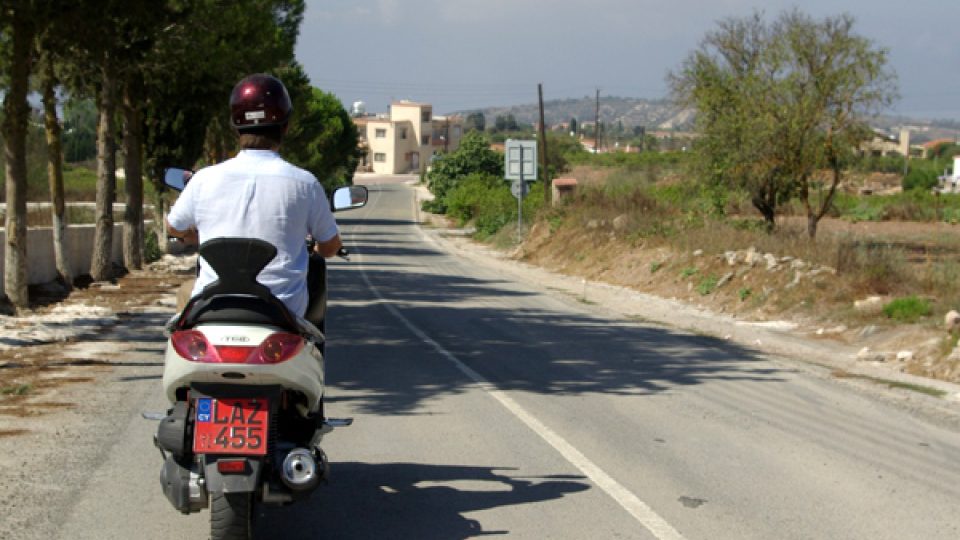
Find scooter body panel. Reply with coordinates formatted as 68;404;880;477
162;323;324;412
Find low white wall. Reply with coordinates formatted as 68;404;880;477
0;224;127;295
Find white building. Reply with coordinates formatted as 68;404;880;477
354;101;463;174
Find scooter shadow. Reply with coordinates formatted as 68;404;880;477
253;461;589;539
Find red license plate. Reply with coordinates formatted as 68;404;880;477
193;397;269;456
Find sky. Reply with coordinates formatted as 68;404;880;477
295;0;960;120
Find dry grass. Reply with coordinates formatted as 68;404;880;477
518;170;960;385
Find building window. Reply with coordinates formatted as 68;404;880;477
452;126;461;138
375;128;386;138
422;135;430;145
400;128;407;139
421;110;432;122
374;153;386;162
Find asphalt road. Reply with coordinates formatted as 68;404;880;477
12;174;960;539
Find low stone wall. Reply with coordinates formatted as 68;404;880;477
0;224;127;295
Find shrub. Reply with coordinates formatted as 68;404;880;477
425;132;502;207
144;231;163;263
443;173;544;238
882;296;932;322
697;275;718;295
903;163;941;191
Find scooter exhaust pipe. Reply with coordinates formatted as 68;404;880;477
281;448;322;491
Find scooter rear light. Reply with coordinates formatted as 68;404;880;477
217;459;247;474
172;331;303;364
171;330;216;362
252;333;304;364
214;345;256;363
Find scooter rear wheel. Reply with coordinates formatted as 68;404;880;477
210;491;252;540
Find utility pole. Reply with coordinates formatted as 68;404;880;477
538;83;550;205
594;88;600;153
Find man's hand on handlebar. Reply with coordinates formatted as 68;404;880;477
311;234;343;258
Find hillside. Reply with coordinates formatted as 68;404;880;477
455;97;960;142
453;96;695;131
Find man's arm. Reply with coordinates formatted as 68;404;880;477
165;217;198;245
313;234;342;258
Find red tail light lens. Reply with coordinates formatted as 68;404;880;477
215;345;256;363
254;333;304;364
171;330;216;362
171;331;303;364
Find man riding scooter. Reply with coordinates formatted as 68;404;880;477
165;73;340;322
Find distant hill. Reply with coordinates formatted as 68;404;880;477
453;96;696;132
454;97;960;142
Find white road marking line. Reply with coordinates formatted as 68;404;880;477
346;183;685;540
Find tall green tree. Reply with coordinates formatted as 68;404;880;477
141;0;304;251
670;10;896;236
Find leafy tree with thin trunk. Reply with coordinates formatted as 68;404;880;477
670;10;896;237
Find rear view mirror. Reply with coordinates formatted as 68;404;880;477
332;185;368;212
163;168;194;192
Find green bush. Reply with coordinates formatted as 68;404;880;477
425;132;503;208
882;296;932;322
446;173;502;225
903;166;939;191
443;173;544;238
144;230;163;263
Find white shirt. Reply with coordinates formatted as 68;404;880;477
167;150;339;316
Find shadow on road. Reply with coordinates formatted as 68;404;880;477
324;228;785;416
254;462;588;539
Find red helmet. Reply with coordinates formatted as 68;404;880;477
229;74;292;130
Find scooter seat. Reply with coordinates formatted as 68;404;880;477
182;296;298;332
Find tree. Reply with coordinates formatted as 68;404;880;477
425;131;503;211
141;0;305;251
465;112;486;132
62;98;97;163
277;62;359;191
670;10;896;236
569;117;578;135
494;114;518;132
38;51;72;287
0;0;38;308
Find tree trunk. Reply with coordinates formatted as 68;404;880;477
41;55;72;289
806;214;818;239
751;193;776;232
91;56;118;282
2;12;36;309
122;83;144;270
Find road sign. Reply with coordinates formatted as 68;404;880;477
505;140;537;181
510;179;529;200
